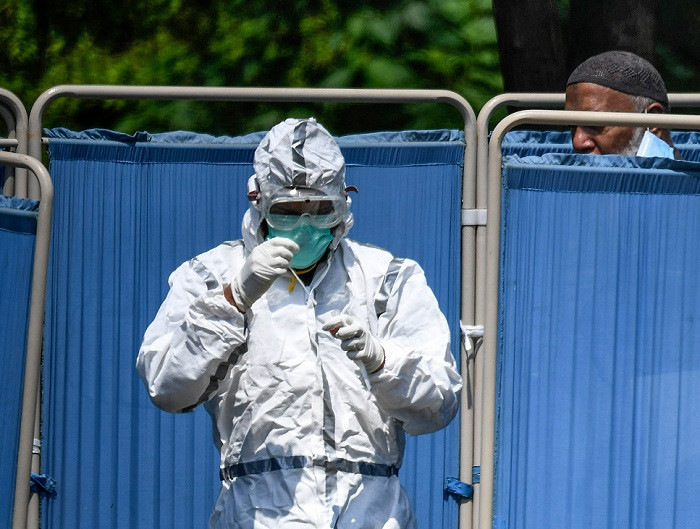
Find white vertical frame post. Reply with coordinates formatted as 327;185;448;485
7;153;53;529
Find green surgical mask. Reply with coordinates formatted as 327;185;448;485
267;222;334;269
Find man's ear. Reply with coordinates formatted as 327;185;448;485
645;102;665;114
645;101;666;135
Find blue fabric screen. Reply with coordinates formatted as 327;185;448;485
42;128;463;529
495;153;700;528
0;195;39;528
502;130;700;161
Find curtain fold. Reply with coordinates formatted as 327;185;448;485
495;153;700;528
43;129;463;529
502;130;700;161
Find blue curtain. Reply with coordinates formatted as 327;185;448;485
0;195;39;528
495;153;700;528
502;130;700;161
42;128;463;529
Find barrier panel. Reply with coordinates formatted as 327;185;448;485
0;195;39;528
495;153;700;528
41;128;464;529
0;151;53;529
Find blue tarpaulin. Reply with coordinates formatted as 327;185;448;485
0;194;38;528
41;128;463;529
495;152;700;528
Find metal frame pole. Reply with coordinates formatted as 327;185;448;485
471;93;563;527
480;109;700;529
0;89;29;197
476;92;700;194
0;103;18;196
475;94;564;197
28;85;478;529
7;152;53;529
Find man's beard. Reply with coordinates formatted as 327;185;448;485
618;127;646;156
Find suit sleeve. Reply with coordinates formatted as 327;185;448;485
136;255;247;413
369;259;461;436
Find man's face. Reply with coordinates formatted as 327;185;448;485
565;82;644;155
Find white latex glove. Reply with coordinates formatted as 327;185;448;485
230;238;299;312
322;314;385;373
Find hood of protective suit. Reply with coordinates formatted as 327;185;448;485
242;118;354;252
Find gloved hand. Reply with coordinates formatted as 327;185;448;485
322;314;385;373
230;238;299;312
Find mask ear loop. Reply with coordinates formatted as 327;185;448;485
643;107;651;132
247;175;261;204
343;185;358;214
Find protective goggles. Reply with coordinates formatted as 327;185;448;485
263;194;347;230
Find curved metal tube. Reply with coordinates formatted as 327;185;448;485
29;86;476;220
476;92;700;194
5;152;53;529
0;89;29;197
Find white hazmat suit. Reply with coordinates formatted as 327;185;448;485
137;118;461;529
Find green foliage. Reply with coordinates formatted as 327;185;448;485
656;0;700;105
0;0;503;135
2;0;695;135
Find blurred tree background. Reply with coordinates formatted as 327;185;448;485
0;0;502;134
493;0;699;103
0;0;697;135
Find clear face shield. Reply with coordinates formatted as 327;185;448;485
262;187;347;231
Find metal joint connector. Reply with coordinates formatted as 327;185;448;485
461;208;487;226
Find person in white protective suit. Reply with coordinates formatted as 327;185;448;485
136;117;461;529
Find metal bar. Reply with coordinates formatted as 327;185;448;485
0;207;37;219
669;93;700;107
0;103;17;196
475;92;700;200
26;385;41;529
472;94;563;528
0;89;29;198
452;97;477;529
6;152;53;529
0;102;15;135
28;84;476;191
480;109;700;529
28;84;478;529
475;94;564;201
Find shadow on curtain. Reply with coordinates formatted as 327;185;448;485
42;128;463;529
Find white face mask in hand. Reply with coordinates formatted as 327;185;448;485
636;130;675;159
